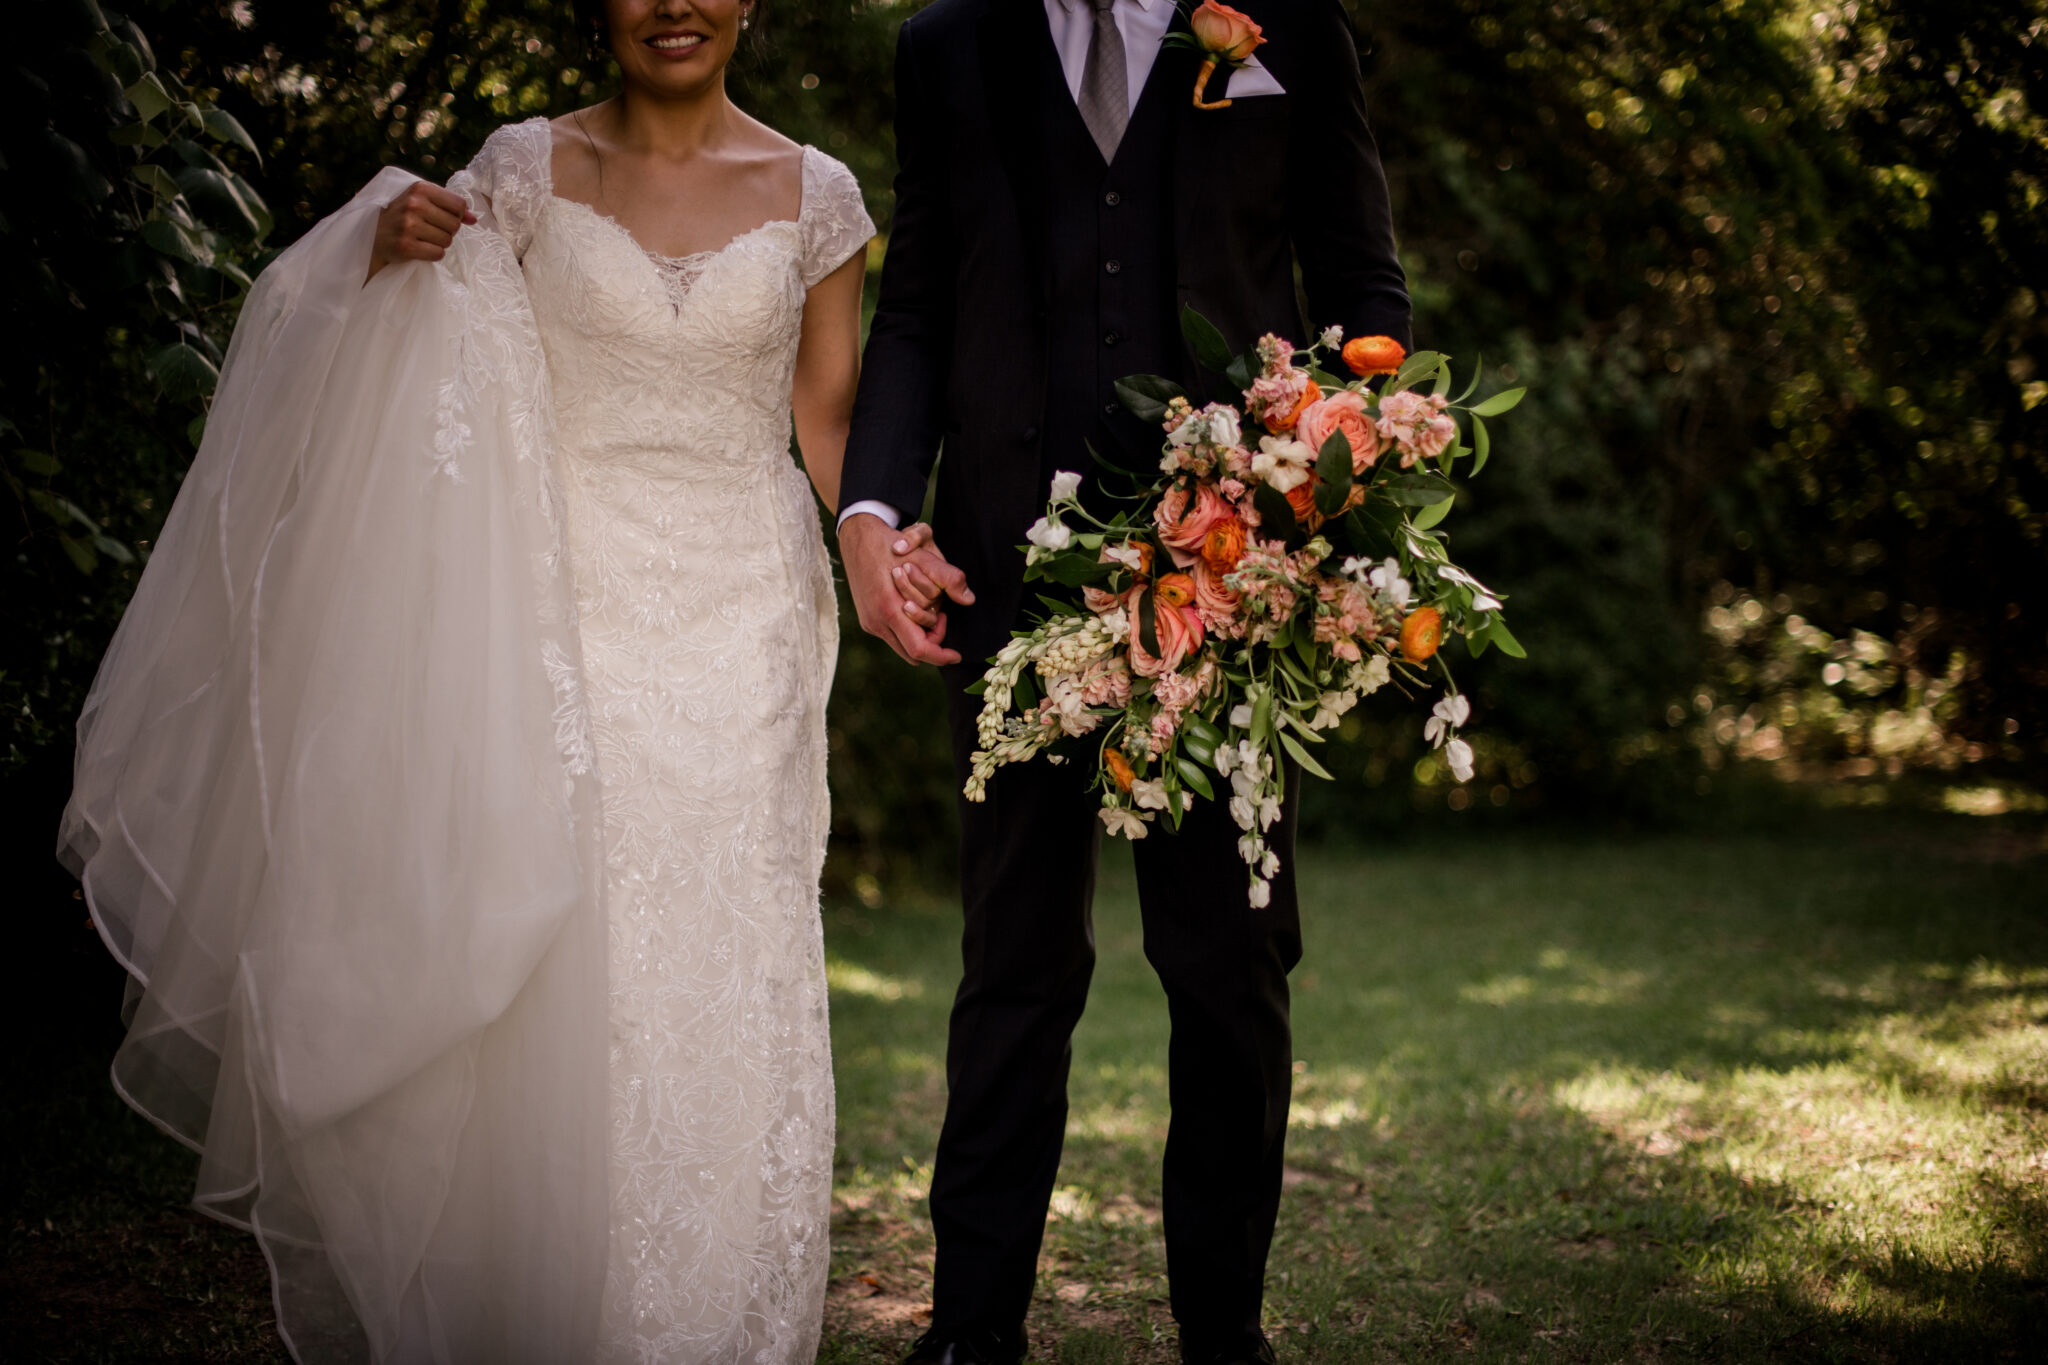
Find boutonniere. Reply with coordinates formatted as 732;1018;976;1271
1166;1;1267;110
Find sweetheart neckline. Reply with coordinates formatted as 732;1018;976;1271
546;195;799;270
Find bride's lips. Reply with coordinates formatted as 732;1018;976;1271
644;30;711;60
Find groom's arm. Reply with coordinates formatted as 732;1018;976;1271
840;16;954;522
1287;0;1412;351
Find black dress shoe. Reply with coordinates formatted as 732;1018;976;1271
901;1325;1027;1365
1182;1331;1278;1365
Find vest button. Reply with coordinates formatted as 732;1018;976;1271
1104;191;1121;207
1103;331;1121;347
1103;402;1120;417
1104;259;1122;275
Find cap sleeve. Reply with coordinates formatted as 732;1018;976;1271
447;118;552;260
798;149;876;290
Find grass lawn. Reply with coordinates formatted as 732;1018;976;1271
5;813;2043;1362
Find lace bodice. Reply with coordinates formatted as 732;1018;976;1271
451;120;872;1365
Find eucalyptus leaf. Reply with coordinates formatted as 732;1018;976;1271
1468;386;1527;417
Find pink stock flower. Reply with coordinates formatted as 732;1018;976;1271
1078;656;1132;708
1295;389;1385;473
1377;390;1458;466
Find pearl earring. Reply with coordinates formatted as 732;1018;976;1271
741;9;751;28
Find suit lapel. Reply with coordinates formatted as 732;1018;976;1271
977;0;1055;296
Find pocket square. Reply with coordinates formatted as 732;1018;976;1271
1225;57;1286;99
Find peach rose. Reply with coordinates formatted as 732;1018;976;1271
1189;0;1265;60
1342;335;1406;378
1127;578;1206;675
1192;560;1244;635
1295;389;1386;473
1154;481;1234;553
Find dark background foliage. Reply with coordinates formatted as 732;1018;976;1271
5;0;2042;893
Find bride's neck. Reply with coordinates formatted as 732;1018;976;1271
604;81;736;157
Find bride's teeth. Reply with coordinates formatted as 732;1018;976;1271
650;35;703;50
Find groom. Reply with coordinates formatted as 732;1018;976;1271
839;0;1410;1360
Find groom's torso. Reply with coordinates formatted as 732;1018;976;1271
905;0;1314;663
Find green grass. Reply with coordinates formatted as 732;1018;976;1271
7;814;2044;1361
821;816;2048;1363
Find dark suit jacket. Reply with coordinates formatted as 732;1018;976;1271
841;0;1412;666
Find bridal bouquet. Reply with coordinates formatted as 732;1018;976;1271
963;309;1527;906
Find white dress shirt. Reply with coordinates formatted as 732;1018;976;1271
838;0;1281;531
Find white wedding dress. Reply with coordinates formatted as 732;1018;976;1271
58;117;873;1365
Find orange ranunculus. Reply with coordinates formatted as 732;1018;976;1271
1104;748;1136;793
1200;515;1247;574
1268;378;1322;434
1155;572;1197;610
1399;606;1444;663
1342;335;1406;378
1189;0;1265;60
1284;480;1324;532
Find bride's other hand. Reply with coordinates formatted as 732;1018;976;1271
889;523;972;629
841;513;968;666
367;182;477;283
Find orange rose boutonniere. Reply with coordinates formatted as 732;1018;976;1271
1173;1;1266;110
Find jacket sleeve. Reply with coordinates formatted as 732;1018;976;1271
839;16;956;522
1287;0;1412;351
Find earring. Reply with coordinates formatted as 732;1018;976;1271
741;8;751;28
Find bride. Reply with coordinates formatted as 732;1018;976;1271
56;2;950;1360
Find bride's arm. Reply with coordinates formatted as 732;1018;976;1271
790;251;867;512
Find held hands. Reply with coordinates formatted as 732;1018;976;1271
367;182;477;282
840;514;974;667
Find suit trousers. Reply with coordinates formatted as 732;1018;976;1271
931;676;1303;1355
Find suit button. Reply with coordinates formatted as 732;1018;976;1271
1104;259;1121;275
1022;425;1040;441
1103;331;1121;347
1104;190;1121;207
1103;402;1120;416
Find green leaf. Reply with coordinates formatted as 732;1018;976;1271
132;163;181;199
202;108;262;165
1313;428;1354;516
1180;305;1234;374
140;215;203;264
187;415;207;448
1380;473;1454;506
1251;482;1297;542
1391;349;1446;391
1034;554;1116;588
147;341;219;402
108;122;166;149
1183;712;1223;750
1251;687;1274;742
1114;374;1185;425
964;677;989;695
1224;353;1253;393
59;535;99;575
1468;386;1527;417
124;72;175;123
1471;416;1491;476
174;165;269;238
1174;757;1215;801
1137;588;1161;660
1011;669;1038;710
1411;495;1454;530
1452;355;1484;405
93;534;135;565
1308;366;1343;389
1291;629;1317;674
13;449;61;477
1465;619;1493;658
1277;729;1335;780
1488;617;1528;659
1430;361;1453;397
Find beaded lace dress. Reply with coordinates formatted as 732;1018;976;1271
458;119;873;1364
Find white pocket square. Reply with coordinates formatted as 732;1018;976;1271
1225;56;1286;99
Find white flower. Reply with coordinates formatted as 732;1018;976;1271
1238;833;1263;864
1354;655;1391;694
1228;703;1254;730
1049;469;1084;502
1104;542;1147;572
1248;877;1273;909
1260;850;1281;877
1319;324;1345;350
1100;804;1150;838
1340;555;1374;580
1101;605;1130;643
1168;417;1202;447
1368;558;1412;611
1437;563;1502;612
1231;768;1259;800
1204;404;1243;448
1257;795;1281;829
1228;795;1256;830
1251;435;1313;493
1423;693;1472;746
1025;516;1072;552
1309;690;1355;731
1130;777;1171;811
1445;737;1475;783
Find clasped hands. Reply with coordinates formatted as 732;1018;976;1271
839;513;974;667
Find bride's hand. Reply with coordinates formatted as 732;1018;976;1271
367;182;477;282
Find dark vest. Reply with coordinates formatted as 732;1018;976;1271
1036;33;1185;503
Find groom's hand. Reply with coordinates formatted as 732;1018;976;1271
841;514;973;667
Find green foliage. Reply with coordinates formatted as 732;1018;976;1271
2;1;271;769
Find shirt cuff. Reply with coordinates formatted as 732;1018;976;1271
836;500;901;531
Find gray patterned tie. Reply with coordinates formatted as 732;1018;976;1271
1076;0;1129;162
